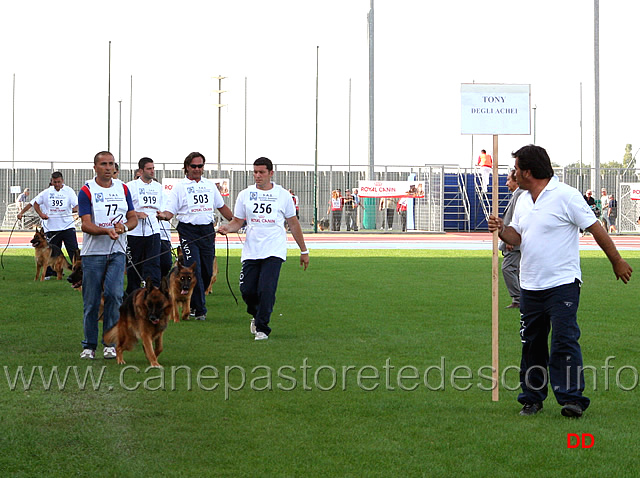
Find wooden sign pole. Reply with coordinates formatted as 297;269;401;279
491;134;500;401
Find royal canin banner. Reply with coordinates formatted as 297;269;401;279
358;180;425;198
628;183;640;200
162;177;230;196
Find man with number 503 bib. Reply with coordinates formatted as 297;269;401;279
218;157;309;341
157;152;233;321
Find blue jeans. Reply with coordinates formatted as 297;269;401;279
81;253;125;350
240;257;283;336
518;280;590;410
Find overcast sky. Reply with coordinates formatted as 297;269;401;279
1;0;638;172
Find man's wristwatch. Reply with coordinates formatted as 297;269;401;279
123;223;129;233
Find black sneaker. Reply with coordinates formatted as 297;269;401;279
561;402;584;418
520;402;543;416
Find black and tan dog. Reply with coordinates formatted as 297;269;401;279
67;250;84;289
104;278;172;368
167;261;197;322
30;227;72;281
175;245;217;296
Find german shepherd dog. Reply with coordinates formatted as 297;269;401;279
175;246;217;295
67;250;84;289
205;256;218;295
30;227;72;281
168;261;197;322
104;278;172;368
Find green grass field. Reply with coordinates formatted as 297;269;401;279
1;248;639;477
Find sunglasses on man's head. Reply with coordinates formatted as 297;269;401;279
190;163;204;169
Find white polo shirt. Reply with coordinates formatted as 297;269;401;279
33;185;78;233
126;178;163;237
164;177;224;225
233;182;296;262
511;176;597;291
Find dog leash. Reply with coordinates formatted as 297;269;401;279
219;231;239;305
0;218;19;270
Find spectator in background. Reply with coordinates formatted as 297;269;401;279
379;197;398;231
600;188;609;229
352;188;362;231
328;190;343;231
477;149;493;193
16;188;29;208
397;197;409;232
608;194;618;234
288;189;300;219
343;189;356;231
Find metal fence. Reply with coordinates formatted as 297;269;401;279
0;162;446;233
2;162;639;233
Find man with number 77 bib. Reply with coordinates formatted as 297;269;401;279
157;152;233;321
217;157;309;341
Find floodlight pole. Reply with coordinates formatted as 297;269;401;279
118;100;122;171
213;76;227;174
130;75;133;172
313;46;319;233
107;41;111;151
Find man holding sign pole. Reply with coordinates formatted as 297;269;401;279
488;145;632;418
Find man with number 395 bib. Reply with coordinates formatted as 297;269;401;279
218;157;309;341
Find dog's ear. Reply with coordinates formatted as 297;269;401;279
145;278;154;292
187;262;196;272
160;276;169;294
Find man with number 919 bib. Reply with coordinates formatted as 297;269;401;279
157;152;233;321
218;157;309;341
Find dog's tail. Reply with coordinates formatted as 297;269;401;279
103;324;119;345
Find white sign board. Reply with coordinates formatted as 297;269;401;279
10;186;21;194
358;180;425;198
627;183;640;200
461;83;531;135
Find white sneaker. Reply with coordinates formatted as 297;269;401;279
103;346;116;359
255;332;268;341
80;349;95;360
250;318;257;335
44;276;52;281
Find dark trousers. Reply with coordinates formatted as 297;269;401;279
160;239;173;279
518;280;590;410
177;222;215;317
331;210;342;231
345;210;357;231
399;210;407;232
45;228;78;277
385;208;394;229
239;257;283;336
125;234;161;294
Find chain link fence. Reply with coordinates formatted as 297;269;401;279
1;162;446;233
3;163;639;233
